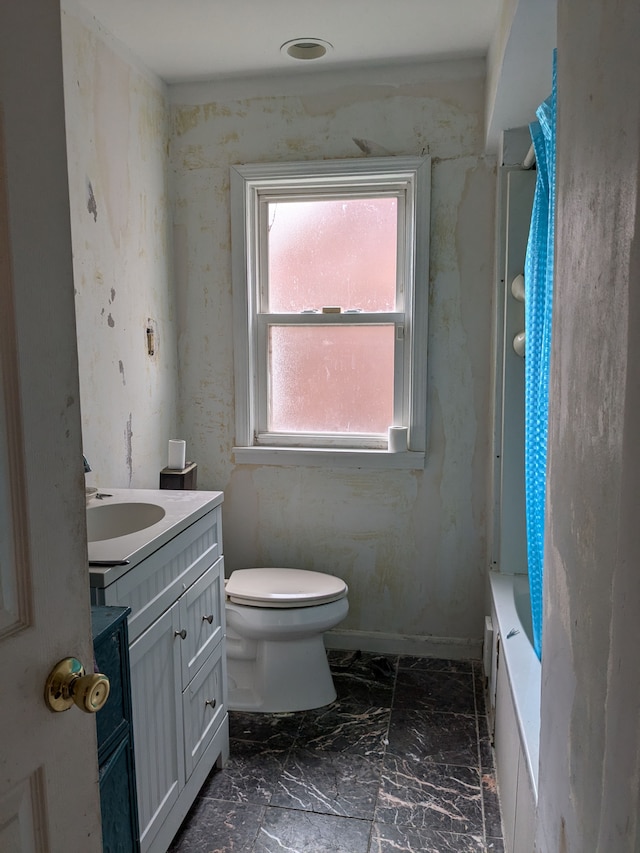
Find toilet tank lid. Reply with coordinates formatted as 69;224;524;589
225;568;348;607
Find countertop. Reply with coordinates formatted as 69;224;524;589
88;488;223;588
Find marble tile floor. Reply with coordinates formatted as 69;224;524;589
169;651;504;853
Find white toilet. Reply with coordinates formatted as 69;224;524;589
225;567;349;713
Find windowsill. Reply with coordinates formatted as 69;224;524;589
232;446;426;469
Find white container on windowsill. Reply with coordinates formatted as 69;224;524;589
388;426;408;453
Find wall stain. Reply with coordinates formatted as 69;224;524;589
107;313;115;327
174;106;201;136
218;131;239;146
559;816;567;853
300;78;482;121
203;102;235;120
110;287;116;303
181;144;214;170
137;89;168;157
119;360;126;385
284;137;312;153
86;179;97;221
124;413;133;485
352;137;392;156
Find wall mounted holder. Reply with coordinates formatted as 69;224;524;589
159;462;198;490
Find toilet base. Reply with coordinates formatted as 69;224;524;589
226;632;338;713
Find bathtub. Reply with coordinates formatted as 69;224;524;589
488;571;541;853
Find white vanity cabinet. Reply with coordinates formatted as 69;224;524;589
90;497;229;853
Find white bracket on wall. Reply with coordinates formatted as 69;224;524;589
511;273;525;302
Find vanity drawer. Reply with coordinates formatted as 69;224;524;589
178;556;225;686
114;507;221;642
183;641;226;778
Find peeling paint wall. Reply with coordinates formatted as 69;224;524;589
171;61;496;649
59;7;495;649
61;1;177;488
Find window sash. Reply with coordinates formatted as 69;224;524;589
256;189;407;314
255;314;405;447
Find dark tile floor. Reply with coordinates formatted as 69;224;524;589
169;651;504;853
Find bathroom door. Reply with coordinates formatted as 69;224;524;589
0;3;103;850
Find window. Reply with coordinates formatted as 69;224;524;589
230;156;430;464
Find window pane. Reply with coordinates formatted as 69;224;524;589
268;325;395;434
267;198;397;312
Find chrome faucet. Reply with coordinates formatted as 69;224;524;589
83;455;110;499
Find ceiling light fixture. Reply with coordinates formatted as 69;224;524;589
280;37;334;62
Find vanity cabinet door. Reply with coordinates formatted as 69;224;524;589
177;556;225;686
183;640;227;778
129;603;184;852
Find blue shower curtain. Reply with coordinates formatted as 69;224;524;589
524;52;557;661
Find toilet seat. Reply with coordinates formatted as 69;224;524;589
226;568;348;608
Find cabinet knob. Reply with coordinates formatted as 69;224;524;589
202;614;214;624
174;629;187;640
205;698;217;709
44;658;110;713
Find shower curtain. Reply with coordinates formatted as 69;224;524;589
524;51;557;660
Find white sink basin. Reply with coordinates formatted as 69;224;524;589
86;501;166;542
87;488;223;582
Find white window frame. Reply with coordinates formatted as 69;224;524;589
230;156;430;468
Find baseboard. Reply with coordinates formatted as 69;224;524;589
324;628;482;660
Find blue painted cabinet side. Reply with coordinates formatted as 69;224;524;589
92;605;141;853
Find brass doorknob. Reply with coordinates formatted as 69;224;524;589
44;658;110;713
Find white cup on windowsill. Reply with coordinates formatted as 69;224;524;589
388;426;408;453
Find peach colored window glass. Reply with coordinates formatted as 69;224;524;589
269;325;395;433
266;197;398;434
267;198;397;312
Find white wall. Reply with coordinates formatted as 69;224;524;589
60;4;497;652
61;2;178;489
537;0;640;849
170;61;496;652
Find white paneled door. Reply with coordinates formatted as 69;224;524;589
0;2;103;850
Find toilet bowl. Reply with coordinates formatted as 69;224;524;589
225;567;348;713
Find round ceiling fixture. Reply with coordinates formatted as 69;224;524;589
280;38;334;62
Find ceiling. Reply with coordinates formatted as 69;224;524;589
75;0;502;84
